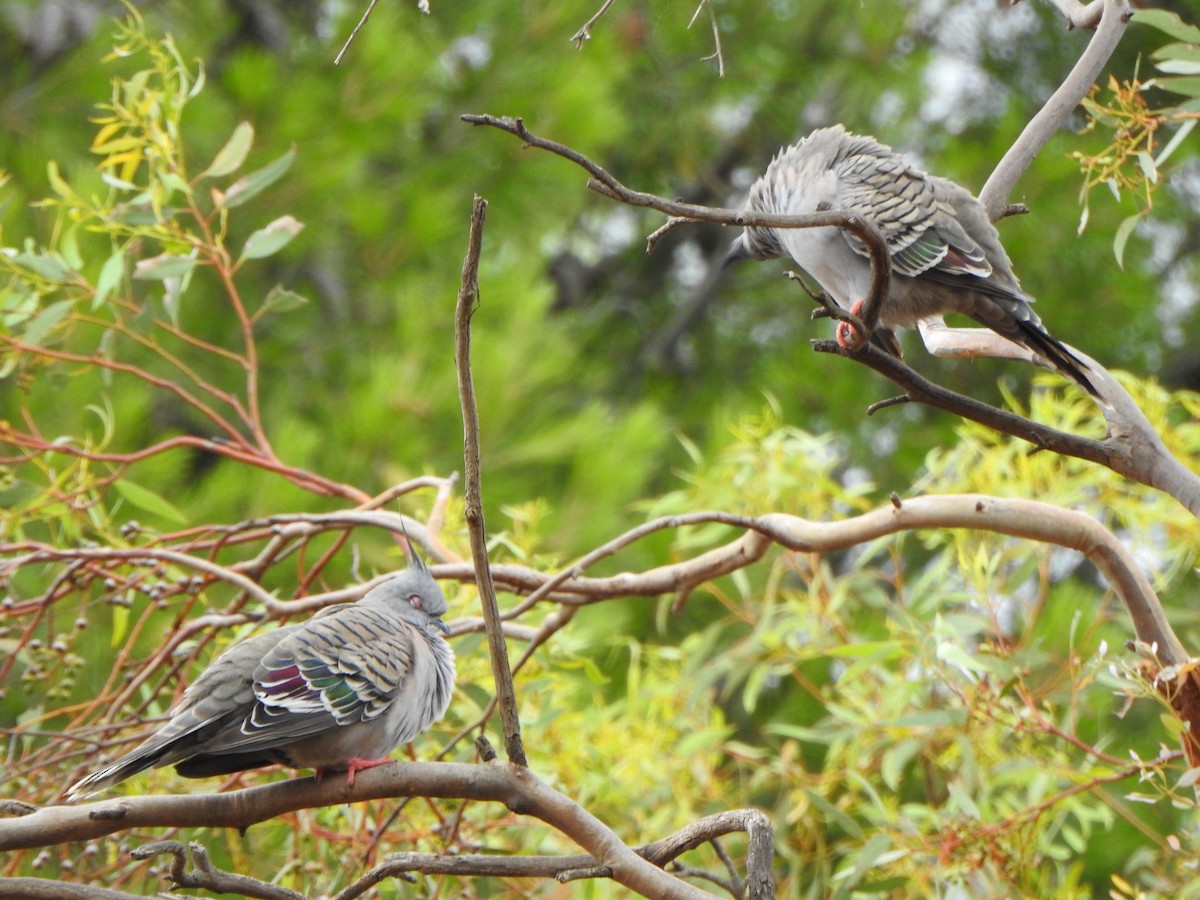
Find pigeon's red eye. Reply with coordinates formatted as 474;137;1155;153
408;593;424;611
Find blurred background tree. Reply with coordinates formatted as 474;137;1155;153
1;1;1199;897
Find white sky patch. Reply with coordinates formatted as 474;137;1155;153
919;54;1006;134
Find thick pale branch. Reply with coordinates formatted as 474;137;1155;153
423;494;1181;670
2;763;720;900
0;881;146;900
1035;0;1107;29
981;0;1133;217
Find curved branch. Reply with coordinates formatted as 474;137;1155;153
812;338;1200;518
2;763;722;900
0;881;147;900
460;112;1200;520
334;809;773;900
1036;0;1106;29
980;0;1134;218
460;113;891;343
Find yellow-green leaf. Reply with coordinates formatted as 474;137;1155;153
113;479;187;525
200;121;254;179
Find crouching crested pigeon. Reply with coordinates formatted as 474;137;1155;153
727;124;1097;395
67;559;455;801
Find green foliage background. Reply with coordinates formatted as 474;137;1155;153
2;1;1200;897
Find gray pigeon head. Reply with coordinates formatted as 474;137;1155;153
726;158;791;266
361;560;451;632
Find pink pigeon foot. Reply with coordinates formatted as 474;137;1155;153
836;299;865;348
344;756;392;787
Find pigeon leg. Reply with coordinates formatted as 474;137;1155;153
344;756;392;787
836;299;865;347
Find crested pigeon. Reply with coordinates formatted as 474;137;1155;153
66;560;455;801
728;124;1097;395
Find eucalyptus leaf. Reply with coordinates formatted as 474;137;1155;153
22;299;73;346
113;479;188;525
220;145;296;208
240;215;304;261
133;253;196;281
200;121;254;179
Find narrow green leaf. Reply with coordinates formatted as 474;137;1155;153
1113;215;1139;269
22;299;73;346
111;601;129;649
133;253;196;281
1149;75;1200;98
947;782;981;819
1155;119;1196;168
162;264;194;326
113;479;188;525
804;789;864;840
46;160;75;200
1152;42;1200;64
200;122;254;179
1157;59;1200;75
259;284;309;317
831;833;892;898
1133;9;1200;43
1136;151;1158;184
881;738;922;791
240;215;304;261
59;226;83;270
15;251;72;282
220;145;296;208
93;250;125;309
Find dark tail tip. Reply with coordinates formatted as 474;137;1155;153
1018;321;1099;398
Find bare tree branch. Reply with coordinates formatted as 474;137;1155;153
812;338;1200;519
459;112;1200;520
454;193;527;768
570;0;616;48
460;113;891;348
0;881;148;900
4;763;726;899
130;840;308;900
1035;0;1107;30
334;809;773;900
980;0;1133;218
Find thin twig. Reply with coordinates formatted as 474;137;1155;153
334;0;383;66
453;195;528;768
130;840;308;900
460;113;891;345
570;0;617;48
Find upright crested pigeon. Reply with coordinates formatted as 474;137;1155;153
66;559;455;801
728;124;1096;395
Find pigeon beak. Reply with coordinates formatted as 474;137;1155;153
434;616;451;634
722;233;753;269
